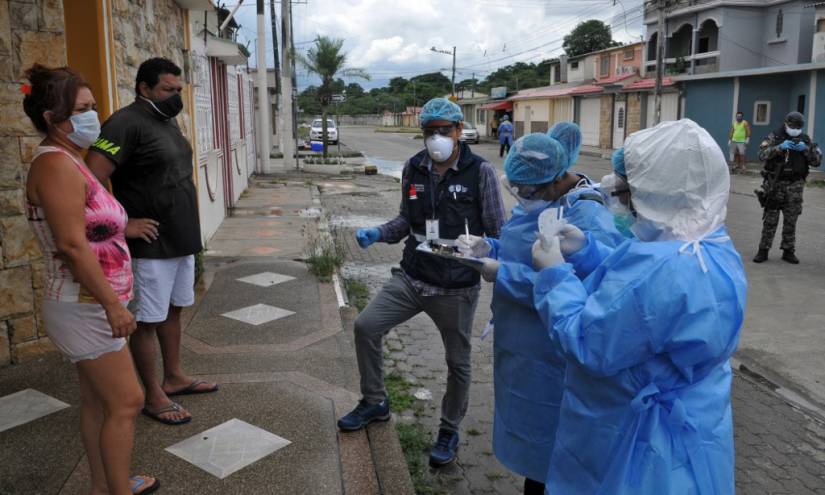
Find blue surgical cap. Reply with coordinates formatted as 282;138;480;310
548;121;582;168
420;98;463;125
612;147;626;176
504;133;569;185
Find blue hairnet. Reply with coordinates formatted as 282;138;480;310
612;147;626;176
548;121;582;167
504;133;569;185
420;98;463;125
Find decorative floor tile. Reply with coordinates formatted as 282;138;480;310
0;389;70;433
221;304;295;326
236;272;295;288
165;418;291;479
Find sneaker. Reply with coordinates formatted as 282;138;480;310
753;249;769;263
782;249;799;264
337;399;390;431
429;428;459;467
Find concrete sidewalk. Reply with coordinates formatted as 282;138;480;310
0;172;413;494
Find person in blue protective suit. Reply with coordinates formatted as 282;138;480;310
530;119;748;495
456;122;625;495
498;115;514;157
601;147;637;238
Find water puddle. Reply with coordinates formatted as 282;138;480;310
365;156;404;179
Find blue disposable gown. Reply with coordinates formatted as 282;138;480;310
488;182;625;482
533;226;747;494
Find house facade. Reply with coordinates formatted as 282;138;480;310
0;0;258;366
644;0;817;77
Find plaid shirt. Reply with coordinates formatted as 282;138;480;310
378;154;506;296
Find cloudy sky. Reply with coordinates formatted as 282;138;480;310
231;0;648;90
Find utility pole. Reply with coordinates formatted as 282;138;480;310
654;0;666;125
451;46;456;97
269;0;280;95
471;72;475;98
255;0;271;173
279;0;296;169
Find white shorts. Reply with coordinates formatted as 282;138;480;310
131;255;195;323
729;142;746;160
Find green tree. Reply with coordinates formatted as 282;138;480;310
297;36;369;157
562;20;620;58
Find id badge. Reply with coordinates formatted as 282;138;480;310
425;219;440;241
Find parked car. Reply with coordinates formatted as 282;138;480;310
310;119;338;144
460;122;479;144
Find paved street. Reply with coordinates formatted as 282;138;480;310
324;126;825;493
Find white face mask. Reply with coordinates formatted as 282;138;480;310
425;135;455;162
62;110;101;149
599;173;631;216
786;126;802;138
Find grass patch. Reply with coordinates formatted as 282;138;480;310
385;371;415;411
466;428;481;437
344;278;370;311
485;472;505;482
395;422;444;495
305;239;342;282
194;250;205;284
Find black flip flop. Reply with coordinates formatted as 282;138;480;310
166;380;219;397
141;402;191;426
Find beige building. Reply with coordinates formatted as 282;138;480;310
0;0;256;366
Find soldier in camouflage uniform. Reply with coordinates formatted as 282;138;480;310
754;112;822;264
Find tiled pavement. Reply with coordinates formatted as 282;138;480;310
0;173;413;495
324;172;825;495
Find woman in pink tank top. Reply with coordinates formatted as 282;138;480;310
22;65;159;495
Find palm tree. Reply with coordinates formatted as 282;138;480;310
297;36;370;158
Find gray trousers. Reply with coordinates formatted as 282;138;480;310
354;270;479;432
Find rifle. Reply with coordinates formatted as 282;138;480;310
754;138;789;213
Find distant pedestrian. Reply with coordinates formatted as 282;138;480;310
753;111;822;264
86;58;218;426
499;114;514;157
338;97;505;468
491;115;499;138
728;111;751;173
22;64;159;495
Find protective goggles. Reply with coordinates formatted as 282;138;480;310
422;124;457;137
500;175;549;200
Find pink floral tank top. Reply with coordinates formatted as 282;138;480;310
26;146;133;303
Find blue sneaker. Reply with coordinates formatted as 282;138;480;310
429;428;459;467
337;399;390;431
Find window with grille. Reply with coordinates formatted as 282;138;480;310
601;56;610;76
617;107;625;128
754;101;771;125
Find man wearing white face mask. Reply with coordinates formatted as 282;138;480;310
753;111;822;264
340;97;505;468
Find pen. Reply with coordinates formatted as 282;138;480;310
464;218;470;239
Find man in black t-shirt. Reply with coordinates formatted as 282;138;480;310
87;58;217;426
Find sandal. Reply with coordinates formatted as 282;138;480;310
141;402;191;426
130;475;160;494
165;379;219;397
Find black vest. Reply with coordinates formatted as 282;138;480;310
401;143;486;289
766;129;813;181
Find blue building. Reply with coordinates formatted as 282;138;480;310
678;63;825;164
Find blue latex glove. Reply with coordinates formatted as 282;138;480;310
779;140;794;151
356;228;380;248
794;142;808;152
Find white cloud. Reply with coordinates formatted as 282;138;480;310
233;0;646;88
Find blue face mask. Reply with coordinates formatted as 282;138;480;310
64;110;101;149
613;213;635;238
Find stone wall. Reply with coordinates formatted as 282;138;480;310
0;0;67;365
627;93;643;136
599;94;613;151
110;0;193;137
